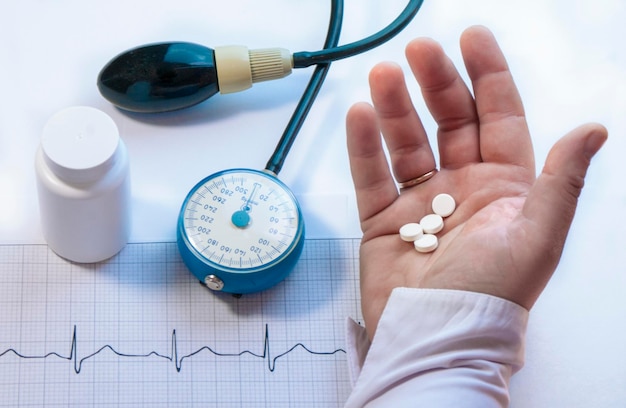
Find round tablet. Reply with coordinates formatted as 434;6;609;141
419;214;444;234
399;223;423;242
432;193;456;217
414;234;438;253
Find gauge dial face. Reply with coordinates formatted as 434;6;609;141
180;169;302;272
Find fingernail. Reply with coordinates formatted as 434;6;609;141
584;127;608;159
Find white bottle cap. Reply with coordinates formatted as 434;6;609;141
35;106;131;263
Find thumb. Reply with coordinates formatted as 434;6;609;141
522;123;608;249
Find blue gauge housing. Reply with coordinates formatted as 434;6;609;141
176;169;305;294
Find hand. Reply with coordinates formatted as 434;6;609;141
346;25;607;340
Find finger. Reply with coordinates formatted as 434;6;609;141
405;37;481;168
346;102;399;222
368;62;437;184
522;123;608;262
460;25;534;169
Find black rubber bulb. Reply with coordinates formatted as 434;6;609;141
97;42;219;113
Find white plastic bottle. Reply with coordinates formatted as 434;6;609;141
35;106;131;263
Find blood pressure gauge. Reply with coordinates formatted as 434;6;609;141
176;168;305;294
98;1;423;294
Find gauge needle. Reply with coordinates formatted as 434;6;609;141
231;183;259;228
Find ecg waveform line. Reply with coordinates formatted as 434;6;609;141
0;325;346;374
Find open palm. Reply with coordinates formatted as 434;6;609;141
346;26;607;340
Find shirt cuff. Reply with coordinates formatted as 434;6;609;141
344;288;529;407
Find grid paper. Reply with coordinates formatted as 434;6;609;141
0;239;363;407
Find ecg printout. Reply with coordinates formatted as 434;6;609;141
0;239;362;407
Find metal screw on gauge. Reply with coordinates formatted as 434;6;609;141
204;275;225;291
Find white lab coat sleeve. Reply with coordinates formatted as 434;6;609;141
344;288;529;408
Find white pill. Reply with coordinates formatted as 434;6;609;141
414;234;438;253
419;214;444;234
432;193;456;217
399;223;423;242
